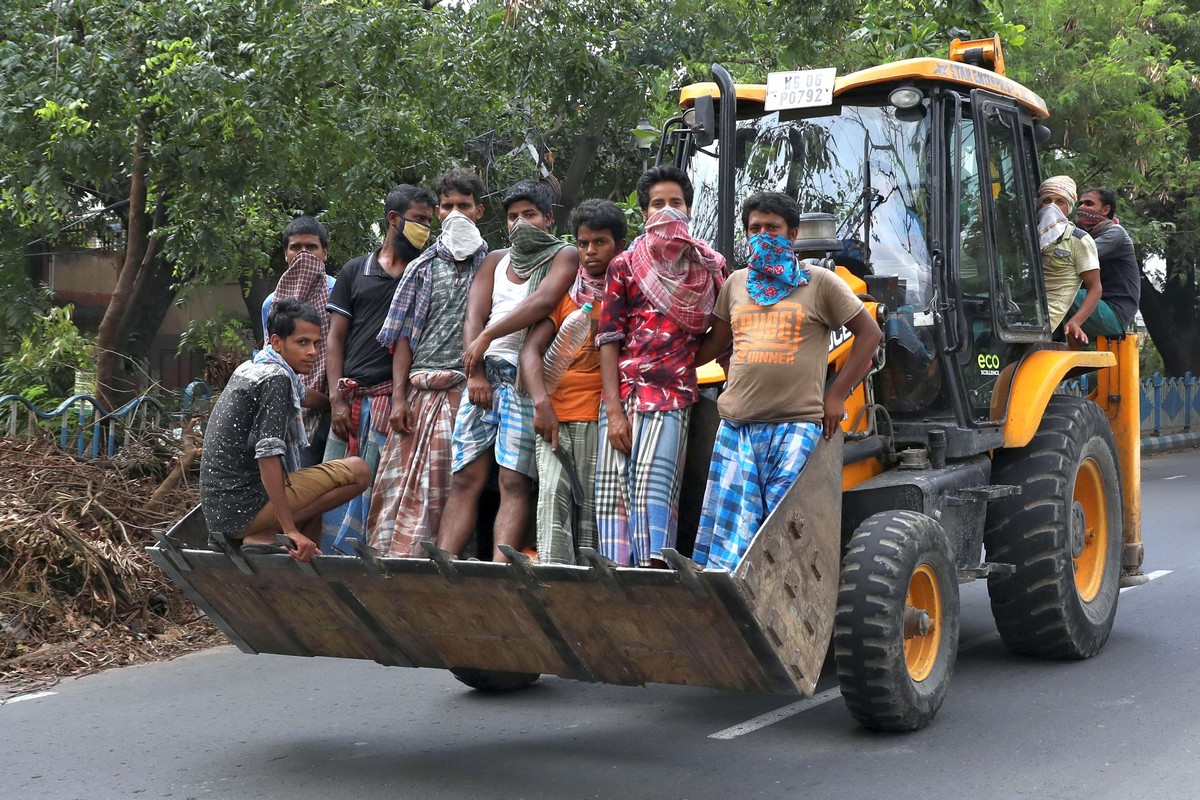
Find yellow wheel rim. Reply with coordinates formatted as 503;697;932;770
905;564;942;682
1073;458;1109;603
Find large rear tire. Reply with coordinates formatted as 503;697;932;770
834;510;959;732
985;395;1122;659
450;668;540;693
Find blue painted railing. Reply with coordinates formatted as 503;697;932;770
0;375;1192;459
1141;372;1199;437
0;381;213;459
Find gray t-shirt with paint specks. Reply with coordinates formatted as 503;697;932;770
200;360;296;540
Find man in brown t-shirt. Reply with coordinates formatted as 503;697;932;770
691;192;881;571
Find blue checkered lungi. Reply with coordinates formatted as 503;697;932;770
595;400;691;567
451;357;536;478
692;419;821;571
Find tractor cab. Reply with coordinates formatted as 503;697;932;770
670;38;1075;455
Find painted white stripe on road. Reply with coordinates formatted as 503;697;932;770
1164;475;1185;481
709;687;842;739
1120;569;1173;593
1;691;57;705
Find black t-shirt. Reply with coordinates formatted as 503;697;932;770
1092;224;1141;329
327;251;402;387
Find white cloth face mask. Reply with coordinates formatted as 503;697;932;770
440;210;485;260
1038;202;1070;252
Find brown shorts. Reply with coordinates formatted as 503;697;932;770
242;459;357;537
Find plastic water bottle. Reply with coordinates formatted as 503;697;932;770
542;302;594;393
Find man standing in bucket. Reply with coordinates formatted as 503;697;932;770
321;184;436;553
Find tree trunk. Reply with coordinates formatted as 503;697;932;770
241;270;277;347
555;107;611;236
118;257;178;386
1139;265;1200;376
116;200;169;356
95;118;151;410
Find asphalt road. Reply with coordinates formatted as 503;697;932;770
4;450;1198;800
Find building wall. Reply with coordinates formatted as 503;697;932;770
48;249;251;390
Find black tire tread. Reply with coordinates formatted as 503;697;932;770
834;510;959;732
450;668;540;693
985;395;1122;659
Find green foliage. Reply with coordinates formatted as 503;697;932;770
178;314;251;361
0;306;95;401
1139;334;1165;377
848;0;1025;66
0;0;1197;375
617;191;645;240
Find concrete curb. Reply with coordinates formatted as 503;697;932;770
1142;432;1200;455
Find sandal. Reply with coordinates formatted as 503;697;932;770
240;543;290;556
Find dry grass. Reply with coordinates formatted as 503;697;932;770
0;429;223;697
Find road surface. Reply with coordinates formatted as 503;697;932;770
3;450;1197;800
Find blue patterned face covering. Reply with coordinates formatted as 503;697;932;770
746;232;809;306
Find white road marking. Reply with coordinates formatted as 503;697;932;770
1164;475;1185;481
1;691;57;705
709;688;842;739
1120;569;1173;593
712;569;1174;740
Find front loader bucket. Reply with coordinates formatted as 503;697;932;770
150;435;842;697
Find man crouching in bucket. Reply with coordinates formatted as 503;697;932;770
200;298;370;561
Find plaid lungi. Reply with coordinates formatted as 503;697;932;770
534;421;599;565
451;358;536;477
368;370;464;557
595;400;691;567
692;419;821;571
319;395;388;554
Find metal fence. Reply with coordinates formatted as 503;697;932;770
0;381;213;460
0;376;1191;460
1141;372;1200;437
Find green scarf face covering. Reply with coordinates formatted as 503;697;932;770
508;219;567;294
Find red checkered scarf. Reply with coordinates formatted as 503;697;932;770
336;378;393;457
626;208;726;334
569;264;606;306
273;251;331;396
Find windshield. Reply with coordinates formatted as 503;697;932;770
688;103;933;307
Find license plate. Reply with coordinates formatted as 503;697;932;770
764;68;837;111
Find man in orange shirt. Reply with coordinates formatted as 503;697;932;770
520;200;626;564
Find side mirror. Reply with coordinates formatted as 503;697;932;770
689;94;716;148
1034;123;1052;145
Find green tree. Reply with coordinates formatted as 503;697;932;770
1007;0;1200;375
0;0;456;406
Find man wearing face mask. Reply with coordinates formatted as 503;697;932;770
369;170;489;557
436;178;578;563
1037;176;1101;344
321;184;436;553
594;166;728;569
691;192;880;571
1070;186;1140;339
262;216;335;467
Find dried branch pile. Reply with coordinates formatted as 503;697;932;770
0;427;222;696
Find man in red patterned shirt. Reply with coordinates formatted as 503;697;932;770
595;166;728;567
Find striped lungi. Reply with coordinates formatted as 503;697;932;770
451;358;536;477
319;397;388;554
595;400;691;567
534;421;599;565
368;370;465;557
692;419;821;571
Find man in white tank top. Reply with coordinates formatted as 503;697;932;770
437;180;577;562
